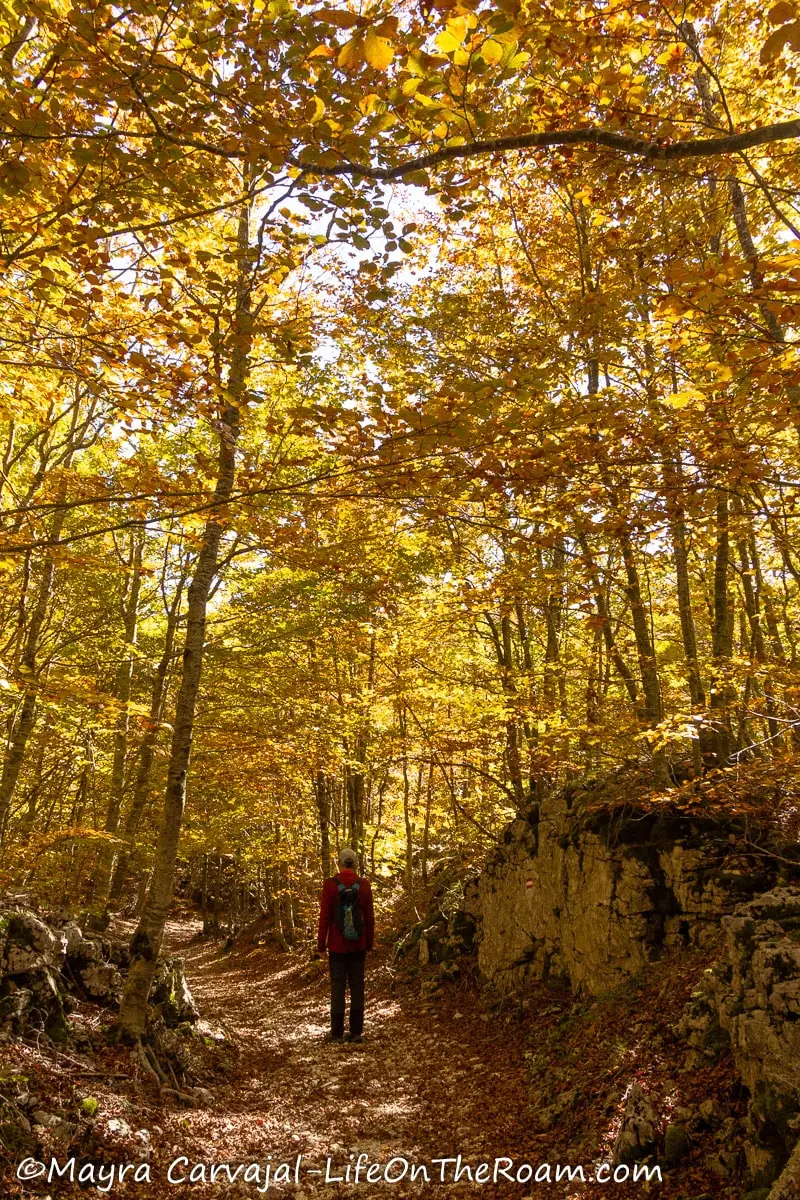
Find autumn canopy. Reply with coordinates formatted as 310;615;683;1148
1;0;799;1034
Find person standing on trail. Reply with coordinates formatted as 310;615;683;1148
317;847;374;1043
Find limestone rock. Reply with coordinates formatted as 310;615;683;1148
107;1117;133;1139
150;957;199;1026
683;888;800;1192
612;1083;659;1166
710;888;796;1185
0;902;202;1045
474;787;763;996
767;1138;800;1200
66;936;123;1005
0;908;72;1042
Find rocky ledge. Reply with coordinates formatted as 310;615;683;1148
679;887;800;1198
473;784;780;996
0;902;198;1045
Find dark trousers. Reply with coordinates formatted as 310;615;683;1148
328;950;366;1036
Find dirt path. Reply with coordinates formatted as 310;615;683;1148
2;921;736;1199
170;924;539;1199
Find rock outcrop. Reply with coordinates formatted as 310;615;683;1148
0;903;198;1042
468;778;798;1196
475;783;775;995
680;888;800;1195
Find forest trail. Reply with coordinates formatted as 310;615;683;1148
0;915;739;1200
167;921;538;1200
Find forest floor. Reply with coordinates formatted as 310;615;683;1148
1;918;746;1200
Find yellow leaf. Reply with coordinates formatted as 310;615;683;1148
445;15;468;41
364;29;394;70
310;95;325;123
435;29;461;52
480;38;503;64
338;34;363;69
359;92;379;115
655;42;683;65
662;388;704;409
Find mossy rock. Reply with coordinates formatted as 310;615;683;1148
664;1123;691;1168
0;1118;37;1158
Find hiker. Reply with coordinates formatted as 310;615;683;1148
317;847;374;1043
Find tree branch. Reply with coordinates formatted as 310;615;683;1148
290;120;800;181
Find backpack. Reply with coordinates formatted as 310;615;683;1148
335;876;363;942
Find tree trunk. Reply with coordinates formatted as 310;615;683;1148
708;494;735;764
93;533;144;908
314;770;332;881
577;531;639;705
0;423;79;843
421;761;433;887
484;611;526;811
661;452;705;775
399;702;413;893
115;204;250;1041
108;574;185;905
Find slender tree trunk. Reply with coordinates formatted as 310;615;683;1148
587;358;664;781
108;575;185;905
314;770;332;881
542;538;565;711
0;422;79;843
733;501;781;749
399;702;413;893
485;611;526;811
421;761;433;887
115;205;250;1041
93;534;144;907
577;531;639;705
708;494;735;764
661;452;705;774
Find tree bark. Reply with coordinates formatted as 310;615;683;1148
0;416;80;843
314;770;332;882
108;569;185;905
115;204;250;1041
708;494;735;764
93;533;144;908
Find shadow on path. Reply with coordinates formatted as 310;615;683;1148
169;921;538;1198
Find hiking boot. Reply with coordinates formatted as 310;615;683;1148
345;1032;363;1043
326;1032;344;1043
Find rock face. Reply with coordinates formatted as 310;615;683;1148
475;785;773;995
0;909;71;1042
471;779;799;1197
0;903;199;1041
682;888;800;1193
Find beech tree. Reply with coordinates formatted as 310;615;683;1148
1;0;799;1044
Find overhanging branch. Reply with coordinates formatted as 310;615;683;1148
292;120;800;181
4;118;800;182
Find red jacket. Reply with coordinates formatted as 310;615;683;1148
317;869;374;954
